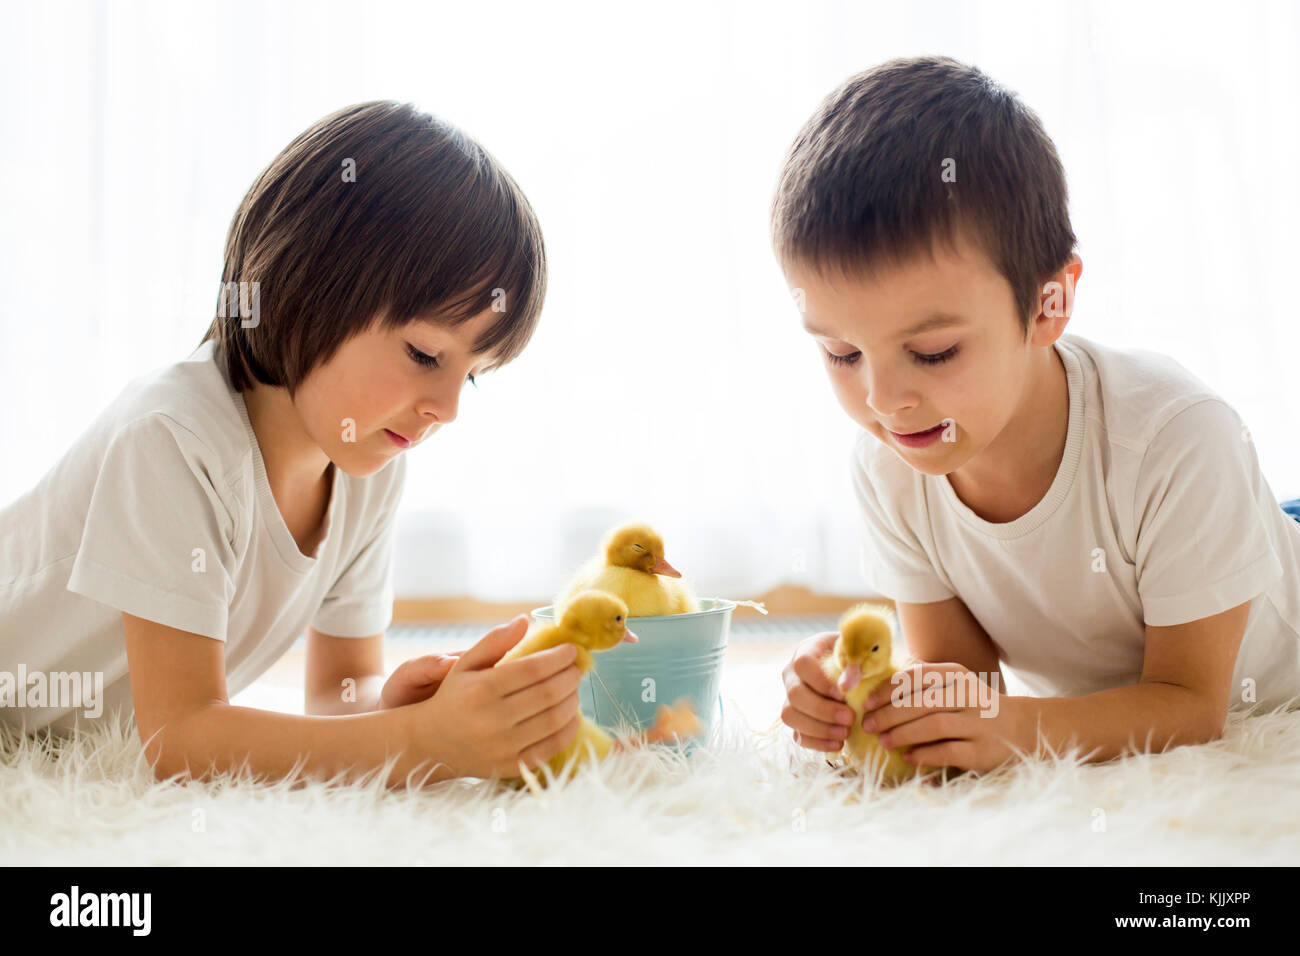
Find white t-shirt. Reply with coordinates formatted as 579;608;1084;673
852;331;1300;714
0;338;406;735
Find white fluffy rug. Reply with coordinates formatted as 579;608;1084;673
4;688;1300;865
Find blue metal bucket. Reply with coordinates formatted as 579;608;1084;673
530;598;734;752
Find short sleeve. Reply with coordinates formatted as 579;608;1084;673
1134;399;1283;626
67;416;238;640
849;436;956;603
310;454;405;637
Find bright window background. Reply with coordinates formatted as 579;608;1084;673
2;0;1298;603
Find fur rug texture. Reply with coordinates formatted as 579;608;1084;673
3;662;1299;866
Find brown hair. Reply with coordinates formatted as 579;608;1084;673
201;100;546;395
770;56;1076;338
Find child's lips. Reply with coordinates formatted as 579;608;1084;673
385;429;412;448
887;421;950;448
889;423;943;437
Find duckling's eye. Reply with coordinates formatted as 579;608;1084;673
631;545;645;553
872;645;879;652
615;615;623;622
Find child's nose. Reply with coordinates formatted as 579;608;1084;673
415;392;457;426
862;369;915;421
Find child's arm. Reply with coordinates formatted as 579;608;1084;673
895;596;1007;689
1015;599;1252;760
123;612;582;786
125;612;438;786
305;627;387;715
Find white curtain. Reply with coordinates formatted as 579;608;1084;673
3;0;1298;604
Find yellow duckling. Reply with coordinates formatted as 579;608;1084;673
820;602;917;785
556;522;700;618
498;590;639;786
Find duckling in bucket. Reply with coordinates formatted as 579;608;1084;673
556;522;700;618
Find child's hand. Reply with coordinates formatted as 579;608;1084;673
780;630;854;752
402;616;583;780
379;653;463;710
861;663;1027;774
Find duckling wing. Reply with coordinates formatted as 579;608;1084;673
843;722;915;779
847;731;916;782
665;576;700;614
843;670;916;782
575;715;613;760
496;623;559;665
546;715;613;779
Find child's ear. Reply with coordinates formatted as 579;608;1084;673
1037;254;1082;319
1029;264;1078;347
1060;254;1083;310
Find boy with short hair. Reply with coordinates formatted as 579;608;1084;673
775;56;1300;772
1;101;577;788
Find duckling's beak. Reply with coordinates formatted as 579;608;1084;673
838;663;862;693
622;627;639;643
648;556;682;578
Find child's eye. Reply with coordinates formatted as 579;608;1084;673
823;349;860;367
913;345;960;366
408;344;477;387
407;344;440;369
822;346;960;367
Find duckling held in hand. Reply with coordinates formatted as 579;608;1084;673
556;522;700;618
497;590;638;786
820;603;917;785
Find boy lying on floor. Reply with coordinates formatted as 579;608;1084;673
776;56;1300;773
